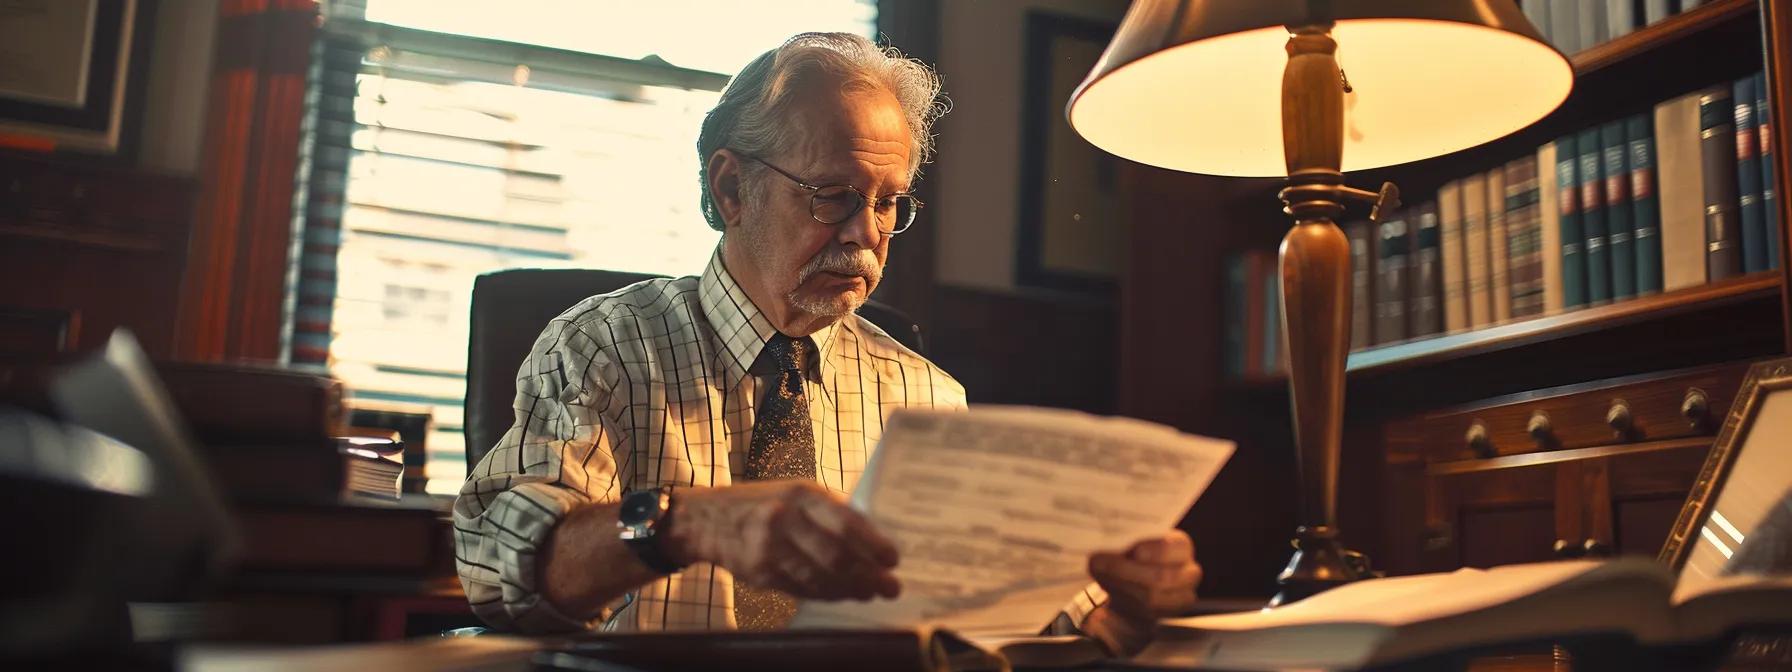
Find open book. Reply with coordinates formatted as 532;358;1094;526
786;406;1234;642
1131;557;1792;671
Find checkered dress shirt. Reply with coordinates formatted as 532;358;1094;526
453;249;1107;633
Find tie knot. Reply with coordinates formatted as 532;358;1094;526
760;334;808;373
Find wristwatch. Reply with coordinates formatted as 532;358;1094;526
618;486;686;575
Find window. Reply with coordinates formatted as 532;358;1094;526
301;1;879;494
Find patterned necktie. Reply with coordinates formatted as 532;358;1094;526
735;333;815;629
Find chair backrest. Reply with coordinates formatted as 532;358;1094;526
463;268;926;470
465;269;661;470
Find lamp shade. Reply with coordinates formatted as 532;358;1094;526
1067;0;1574;177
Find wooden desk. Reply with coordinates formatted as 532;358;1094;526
167;628;1792;672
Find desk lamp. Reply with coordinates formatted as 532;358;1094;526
1068;1;1572;605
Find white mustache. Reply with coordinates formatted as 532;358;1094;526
798;249;879;284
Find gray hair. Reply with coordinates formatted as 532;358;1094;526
698;32;947;231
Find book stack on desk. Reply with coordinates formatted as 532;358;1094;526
0;355;466;643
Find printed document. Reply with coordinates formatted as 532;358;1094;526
788;406;1234;636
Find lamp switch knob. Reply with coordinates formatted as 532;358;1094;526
1370;182;1402;223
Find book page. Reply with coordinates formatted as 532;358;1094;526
1160;559;1655;632
787;406;1233;637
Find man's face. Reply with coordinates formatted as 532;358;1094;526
735;85;912;320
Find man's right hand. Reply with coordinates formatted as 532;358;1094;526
666;480;902;602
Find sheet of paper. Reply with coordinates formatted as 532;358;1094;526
787;406;1233;637
1161;558;1656;631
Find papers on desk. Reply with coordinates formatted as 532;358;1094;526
788;406;1234;638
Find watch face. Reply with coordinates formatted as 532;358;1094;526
619;489;667;537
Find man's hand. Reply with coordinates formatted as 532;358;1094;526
668;480;902;601
1082;530;1202;656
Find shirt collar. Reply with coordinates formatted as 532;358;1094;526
698;248;845;395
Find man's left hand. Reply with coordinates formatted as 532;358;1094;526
1082;530;1202;656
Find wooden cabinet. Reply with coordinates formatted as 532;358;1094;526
1376;362;1750;576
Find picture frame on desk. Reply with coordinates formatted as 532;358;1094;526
0;0;156;160
1014;11;1121;298
1662;357;1792;586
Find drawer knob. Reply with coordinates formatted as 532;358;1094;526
1682;388;1710;431
1465;420;1494;458
1583;539;1613;558
1607;399;1633;436
1554;539;1586;559
1528;411;1554;445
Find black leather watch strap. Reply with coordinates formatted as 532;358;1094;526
620;487;687;575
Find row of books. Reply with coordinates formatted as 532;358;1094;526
1345;71;1779;352
1224;71;1778;378
1524;0;1709;56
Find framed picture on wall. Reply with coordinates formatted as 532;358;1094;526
0;0;155;158
1015;11;1121;297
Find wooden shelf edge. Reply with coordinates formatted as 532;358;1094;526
1223;272;1782;391
1570;0;1757;74
1352;272;1781;374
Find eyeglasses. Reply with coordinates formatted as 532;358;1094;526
735;152;922;235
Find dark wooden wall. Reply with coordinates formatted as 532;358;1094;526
928;286;1118;414
0;153;195;358
1117;162;1302;598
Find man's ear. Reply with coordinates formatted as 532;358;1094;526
707;149;745;229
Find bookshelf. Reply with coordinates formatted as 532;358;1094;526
1360;0;1765;205
1347;272;1780;375
1219;0;1785;389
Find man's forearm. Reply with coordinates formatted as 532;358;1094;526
538;500;671;621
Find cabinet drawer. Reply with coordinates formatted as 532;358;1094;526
1386;361;1751;464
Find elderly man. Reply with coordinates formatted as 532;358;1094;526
452;32;1201;655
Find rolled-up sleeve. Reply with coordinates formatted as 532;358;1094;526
452;321;626;633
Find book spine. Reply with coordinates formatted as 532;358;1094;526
1506;157;1545;318
1702;87;1744;281
1578;129;1611;305
1761;71;1780;270
1225;255;1249;379
1488;168;1511;322
1523;0;1552;42
1606;0;1635;38
1645;0;1670;24
1378;216;1410;345
1539;143;1566;312
1736;76;1766;274
1464;174;1492;326
1550;0;1579;54
1242;253;1266;376
1603;121;1636;301
1579;0;1606;52
1409;202;1443;337
1658;90;1711;291
1557;135;1587;309
1629;113;1663;295
1264;263;1281;375
1439;180;1469;331
1347;220;1376;351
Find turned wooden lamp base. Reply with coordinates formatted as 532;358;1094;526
1269;24;1399;606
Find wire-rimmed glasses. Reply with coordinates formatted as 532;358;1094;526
735;152;922;234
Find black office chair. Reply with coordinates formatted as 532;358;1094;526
464;268;924;470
